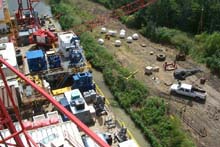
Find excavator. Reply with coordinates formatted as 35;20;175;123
173;68;202;81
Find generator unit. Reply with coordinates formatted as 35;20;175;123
69;48;85;68
46;51;61;69
59;97;72;122
26;50;47;72
72;72;95;93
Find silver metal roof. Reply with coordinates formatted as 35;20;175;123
0;121;85;147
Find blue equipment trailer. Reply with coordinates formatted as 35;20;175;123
26;50;47;72
72;72;95;93
46;51;61;69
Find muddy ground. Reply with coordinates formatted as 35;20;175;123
72;0;220;147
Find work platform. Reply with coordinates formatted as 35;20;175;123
0;121;85;147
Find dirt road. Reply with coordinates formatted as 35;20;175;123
72;0;220;146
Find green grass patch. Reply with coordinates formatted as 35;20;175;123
50;0;93;30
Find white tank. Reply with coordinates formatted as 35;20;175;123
100;27;107;33
107;30;117;36
127;36;132;43
115;40;121;47
97;38;104;45
120;29;126;33
119;31;126;38
132;33;139;40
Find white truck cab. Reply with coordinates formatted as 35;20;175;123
170;83;207;101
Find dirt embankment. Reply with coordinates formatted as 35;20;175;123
72;0;220;147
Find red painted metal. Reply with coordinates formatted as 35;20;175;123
0;0;2;9
0;66;34;147
0;96;25;146
74;0;157;35
0;57;110;147
32;29;58;46
117;0;157;16
16;0;40;28
23;131;39;147
0;130;22;144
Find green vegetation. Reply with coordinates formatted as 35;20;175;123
50;0;92;30
195;32;220;74
80;32;195;147
93;0;220;76
93;0;220;33
140;27;194;54
50;0;196;146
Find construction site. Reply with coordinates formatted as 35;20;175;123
0;0;220;147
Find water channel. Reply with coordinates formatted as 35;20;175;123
7;0;150;146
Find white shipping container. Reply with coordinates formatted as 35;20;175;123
58;32;79;58
0;43;18;78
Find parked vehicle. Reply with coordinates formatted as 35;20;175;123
170;83;207;101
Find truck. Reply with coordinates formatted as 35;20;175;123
170;83;207;101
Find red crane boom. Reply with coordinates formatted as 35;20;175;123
0;57;110;147
73;0;157;34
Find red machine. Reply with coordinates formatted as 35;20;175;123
163;61;177;71
15;0;40;28
31;29;57;47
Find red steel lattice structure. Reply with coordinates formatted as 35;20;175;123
73;0;157;35
0;57;110;147
16;0;40;27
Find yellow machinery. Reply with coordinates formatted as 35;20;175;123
124;70;139;80
0;0;17;45
51;87;71;96
18;75;43;87
72;62;92;73
0;0;10;24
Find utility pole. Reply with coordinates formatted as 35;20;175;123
197;7;204;33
